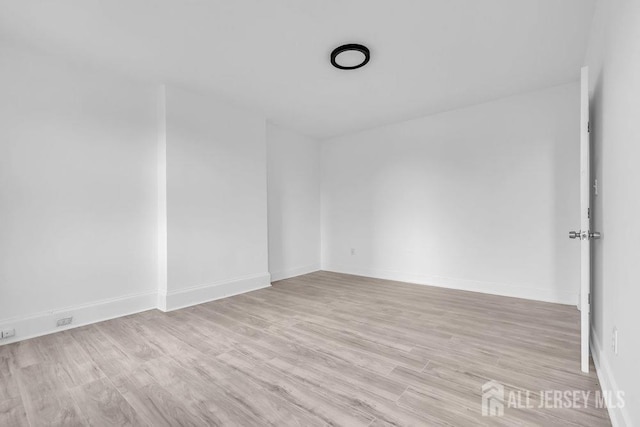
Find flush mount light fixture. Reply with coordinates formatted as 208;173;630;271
330;44;370;70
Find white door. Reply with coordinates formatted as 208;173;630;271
571;66;599;373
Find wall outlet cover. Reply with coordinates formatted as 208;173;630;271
56;316;74;327
1;329;16;339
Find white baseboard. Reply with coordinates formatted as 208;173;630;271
158;272;271;312
322;264;577;305
0;273;272;346
591;332;632;427
0;290;157;346
270;264;321;282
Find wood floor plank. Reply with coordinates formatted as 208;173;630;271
95;316;164;363
70;377;144;426
265;356;441;426
24;391;87;427
34;333;105;389
135;355;269;426
0;397;29;427
193;306;409;402
217;350;375;426
15;362;75;403
69;325;140;378
170;350;328;427
117;380;207;427
0;371;20;401
268;324;399;375
136;309;234;356
291;321;428;371
0;271;611;426
0;339;45;373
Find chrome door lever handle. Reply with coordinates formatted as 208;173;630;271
569;230;601;240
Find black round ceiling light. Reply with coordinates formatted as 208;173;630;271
330;44;370;70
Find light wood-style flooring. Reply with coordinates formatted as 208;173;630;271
0;271;610;426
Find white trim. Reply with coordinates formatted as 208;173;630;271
0;274;272;345
591;332;631;427
157;85;168;298
158;272;271;312
0;291;157;346
322;265;577;305
270;264;321;282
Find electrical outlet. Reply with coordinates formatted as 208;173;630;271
612;327;618;355
56;317;73;327
350;248;356;256
1;329;15;339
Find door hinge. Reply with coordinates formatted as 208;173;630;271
588;121;591;133
588;208;591;219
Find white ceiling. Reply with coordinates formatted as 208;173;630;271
0;0;596;139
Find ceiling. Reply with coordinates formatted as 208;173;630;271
0;0;596;139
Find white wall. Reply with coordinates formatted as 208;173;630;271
585;0;640;425
0;42;158;341
0;43;272;342
321;83;580;304
267;123;321;281
158;86;270;310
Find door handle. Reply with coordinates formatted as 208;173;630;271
569;230;601;240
